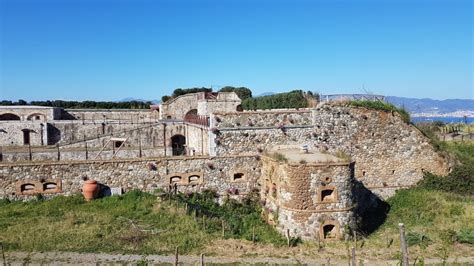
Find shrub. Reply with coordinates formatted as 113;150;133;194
456;228;474;245
406;232;432;248
418;164;474;196
271;152;288;162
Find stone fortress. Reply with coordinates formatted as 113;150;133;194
0;91;450;241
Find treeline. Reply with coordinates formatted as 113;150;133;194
242;90;316;110
161;87;212;102
0;100;152;109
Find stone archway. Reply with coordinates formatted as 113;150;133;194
0;113;21;120
171;134;186;156
184;109;198;120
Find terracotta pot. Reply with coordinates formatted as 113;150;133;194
82;180;99;201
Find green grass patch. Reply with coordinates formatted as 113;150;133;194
0;191;210;254
0;190;286;254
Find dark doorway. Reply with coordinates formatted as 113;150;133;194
22;129;30;145
171;134;186;156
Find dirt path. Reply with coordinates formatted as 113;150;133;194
4;251;474;265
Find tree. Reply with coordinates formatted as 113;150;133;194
219;86;252;100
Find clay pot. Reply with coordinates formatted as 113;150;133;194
82;180;99;201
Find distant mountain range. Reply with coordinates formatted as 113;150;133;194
386;96;474;117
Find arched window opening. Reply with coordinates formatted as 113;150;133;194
236;105;243;112
189;175;200;183
184;109;198;120
322;224;336;239
20;183;35;193
0;113;21;121
170;176;181;184
27;113;45;121
43;182;57;191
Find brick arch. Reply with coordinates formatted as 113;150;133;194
0;113;21;121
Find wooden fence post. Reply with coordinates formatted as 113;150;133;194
252;226;256;243
221;220;225;237
286;229;291;247
175;246;179;266
351;246;356;266
399;223;409;266
1;242;6;266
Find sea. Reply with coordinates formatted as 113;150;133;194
411;116;474;124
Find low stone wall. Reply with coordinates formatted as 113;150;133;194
65;109;154;121
0;155;261;200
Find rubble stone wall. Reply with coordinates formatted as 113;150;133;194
0;155;260;200
214;104;450;198
261;157;354;240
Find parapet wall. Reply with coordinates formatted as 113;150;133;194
0;155;260;199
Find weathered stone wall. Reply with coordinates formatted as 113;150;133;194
0;122;47;146
214;104;450;198
1;122;206;162
185;123;210;156
160;94;200;120
0;106;60;121
213;109;312;128
65;109;155;121
0;155;260;200
261;157;354;240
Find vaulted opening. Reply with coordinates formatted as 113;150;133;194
0;113;20;121
170;176;181;184
43;182;57;191
27;113;45;121
188;175;200;183
322;224;336;239
20;183;35;193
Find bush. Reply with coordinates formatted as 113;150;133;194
348;100;410;124
406;232;432;248
418;164;474;196
456;228;474;245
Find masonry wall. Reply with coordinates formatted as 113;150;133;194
0;155;260;200
261;157;354;240
214;104;450;198
0;122;47;146
160;94;200;120
0;107;59;121
65;109;155;121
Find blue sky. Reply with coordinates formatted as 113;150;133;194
0;0;472;101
